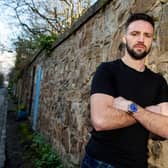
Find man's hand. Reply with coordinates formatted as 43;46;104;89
113;97;131;112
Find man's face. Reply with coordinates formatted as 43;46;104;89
123;20;154;60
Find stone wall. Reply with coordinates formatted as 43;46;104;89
17;0;168;167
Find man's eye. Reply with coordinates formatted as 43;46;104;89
131;33;137;36
145;34;152;38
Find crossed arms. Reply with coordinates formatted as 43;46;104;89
91;93;168;139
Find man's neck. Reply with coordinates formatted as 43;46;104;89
121;55;146;72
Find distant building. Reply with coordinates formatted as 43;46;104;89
0;51;16;77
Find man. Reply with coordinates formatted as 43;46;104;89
81;13;168;168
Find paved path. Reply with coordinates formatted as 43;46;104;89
0;88;8;168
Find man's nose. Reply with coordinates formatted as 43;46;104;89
138;35;144;42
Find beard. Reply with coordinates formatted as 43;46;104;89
125;42;151;60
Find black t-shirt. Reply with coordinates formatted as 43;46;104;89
86;59;168;168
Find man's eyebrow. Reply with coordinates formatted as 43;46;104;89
131;30;139;32
129;31;153;35
129;31;140;34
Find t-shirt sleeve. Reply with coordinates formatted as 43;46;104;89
157;75;168;103
90;63;116;97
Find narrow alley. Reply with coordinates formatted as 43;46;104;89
0;88;7;168
0;88;34;168
5;98;33;168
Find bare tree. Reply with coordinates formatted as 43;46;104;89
1;0;93;37
0;0;95;73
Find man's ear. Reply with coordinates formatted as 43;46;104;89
122;35;126;44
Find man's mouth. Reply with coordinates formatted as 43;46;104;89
134;44;146;49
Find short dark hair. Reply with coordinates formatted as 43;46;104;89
125;13;154;30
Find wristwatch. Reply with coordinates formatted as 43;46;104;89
128;102;138;114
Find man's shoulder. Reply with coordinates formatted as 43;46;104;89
146;67;166;81
98;59;120;69
146;67;160;76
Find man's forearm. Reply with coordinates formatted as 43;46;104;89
113;97;168;139
107;106;137;129
90;94;137;131
132;106;168;139
92;106;136;131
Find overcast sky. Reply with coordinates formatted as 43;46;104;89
0;3;20;52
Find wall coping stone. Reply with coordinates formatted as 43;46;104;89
50;0;111;51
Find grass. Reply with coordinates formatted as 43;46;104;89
18;121;63;168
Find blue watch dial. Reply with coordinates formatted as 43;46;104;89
129;103;138;113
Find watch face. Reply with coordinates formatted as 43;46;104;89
130;103;138;113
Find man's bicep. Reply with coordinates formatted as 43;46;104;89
91;63;116;97
90;93;114;127
90;93;114;116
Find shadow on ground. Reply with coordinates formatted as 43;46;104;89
5;98;34;168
